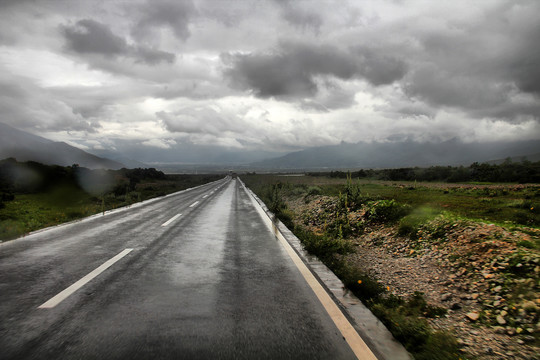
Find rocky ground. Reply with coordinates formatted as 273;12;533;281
287;196;539;360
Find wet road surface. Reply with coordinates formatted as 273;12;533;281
0;178;362;359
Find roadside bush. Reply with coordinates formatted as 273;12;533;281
365;199;411;224
295;226;353;258
306;186;322;196
517;240;536;249
126;191;141;204
414;332;462;360
277;208;295;229
513;211;536;226
407;291;447;318
66;210;84;220
509;200;537;212
506;253;538;276
344;173;364;209
371;303;430;352
334;261;385;301
371;292;452;356
398;208;441;238
266;183;287;215
417;216;455;241
324;192;354;239
290;185;307;197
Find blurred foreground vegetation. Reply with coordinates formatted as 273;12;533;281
0;158;222;241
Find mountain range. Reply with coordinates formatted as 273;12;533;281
252;139;540;169
1;122;539;171
0;122;124;169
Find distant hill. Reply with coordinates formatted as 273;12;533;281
487;152;540;164
89;152;149;169
0;122;124;169
252;139;540;169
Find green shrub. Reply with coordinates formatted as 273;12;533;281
510;200;537;212
513;211;535;226
517;240;536;249
345;173;364;209
413;331;462;360
371;303;430;352
295;226;353;257
506;253;538;276
306;186;322;196
333;260;385;301
365;199;411;224
266;183;287;215
290;185;307;197
66;210;84;220
398;207;440;238
407;291;448;318
126;191;141;203
277;208;295;229
323;192;354;238
371;292;453;356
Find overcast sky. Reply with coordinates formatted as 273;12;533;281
0;0;539;162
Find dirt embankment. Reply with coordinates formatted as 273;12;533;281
287;196;539;360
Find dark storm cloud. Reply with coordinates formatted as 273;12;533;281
62;19;128;57
132;0;197;41
133;46;175;65
0;0;35;8
279;3;323;32
1;0;539;159
507;25;540;95
222;43;356;98
62;19;175;65
351;47;409;86
222;42;407;99
403;66;540;122
0;72;98;133
397;1;540;122
404;66;508;110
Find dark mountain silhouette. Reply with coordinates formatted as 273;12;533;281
0;122;124;169
252;139;540;169
487;152;540;164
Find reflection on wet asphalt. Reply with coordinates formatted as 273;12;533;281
0;178;357;359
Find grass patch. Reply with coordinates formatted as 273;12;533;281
398;207;441;238
242;174;540;228
0;164;223;241
364;199;411;224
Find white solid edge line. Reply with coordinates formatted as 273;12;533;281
38;248;134;309
241;183;378;360
161;213;182;227
189;201;199;208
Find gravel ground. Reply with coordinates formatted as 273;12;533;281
287;196;539;360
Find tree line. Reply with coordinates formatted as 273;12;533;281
0;158;167;195
313;159;540;183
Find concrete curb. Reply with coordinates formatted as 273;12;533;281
240;179;412;360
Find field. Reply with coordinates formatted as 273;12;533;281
243;174;540;229
0;163;222;241
242;174;540;360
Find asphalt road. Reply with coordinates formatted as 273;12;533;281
0;177;365;359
